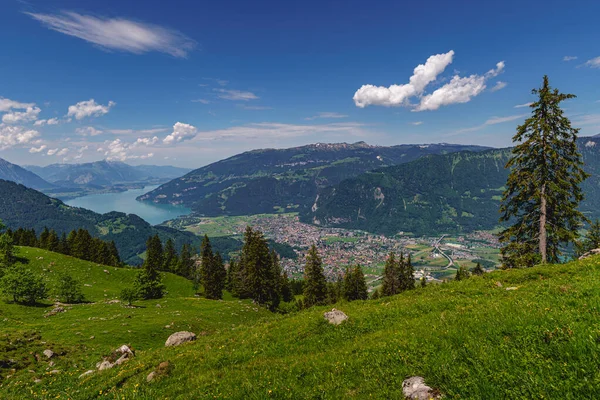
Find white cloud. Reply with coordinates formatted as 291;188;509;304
163;122;198;144
2;106;41;124
514;102;533;108
453;113;528;134
0;98;35;112
490;81;507;92
133;136;159;146
353;50;455;108
192;99;211;104
191;122;370;142
410;121;423;126
584;56;600;68
106;127;168;135
56;148;69;157
29;145;47;153
0;125;40;150
34;117;60;126
415;61;505;112
305;112;348;120
47;148;58;156
26;11;196;58
573;114;600;126
75;126;104;136
563;56;578;61
68;99;115;120
214;89;259;101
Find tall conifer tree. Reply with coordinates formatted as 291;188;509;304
499;76;588;267
303;244;327;307
381;252;400;296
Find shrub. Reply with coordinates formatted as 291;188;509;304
120;288;138;306
0;266;47;305
56;274;85;303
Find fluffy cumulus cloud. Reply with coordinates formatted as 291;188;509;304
26;11;196;58
163;122;197;144
414;61;505;112
214;89;259;101
354;51;506;112
584;56;600;68
29;144;47;153
353;50;455;108
34;118;59;126
0;98;35;112
2;106;41;124
102;137;155;161
0;125;40;150
68;99;115;120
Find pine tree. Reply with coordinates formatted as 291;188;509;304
135;235;165;299
47;230;60;252
381;252;400;296
236;227;280;309
420;275;427;288
0;221;16;273
472;262;485;276
302;245;327;307
162;238;177;272
280;271;293;303
177;243;194;279
403;254;415;290
499;76;588;267
58;233;69;255
39;227;50;250
455;266;470;281
576;219;600;256
200;235;226;300
343;265;368;301
108;241;121;266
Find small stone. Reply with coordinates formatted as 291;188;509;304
48;361;55;367
165;331;196;347
505;287;518;291
89;336;95;340
97;360;113;371
49;370;60;375
495;281;503;287
33;378;42;384
323;308;348;325
43;349;55;359
156;303;162;308
402;376;441;400
79;370;94;379
146;371;157;382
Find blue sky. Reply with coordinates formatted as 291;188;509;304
0;0;599;168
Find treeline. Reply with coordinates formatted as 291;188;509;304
7;227;121;267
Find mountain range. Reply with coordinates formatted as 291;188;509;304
302;137;600;236
0;157;54;191
138;142;491;216
25;160;190;189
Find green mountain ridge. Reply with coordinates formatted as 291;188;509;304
138;142;491;216
0;157;54;191
303;137;600;236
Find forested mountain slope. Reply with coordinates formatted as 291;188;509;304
0;157;54;190
138;142;490;216
304;137;600;236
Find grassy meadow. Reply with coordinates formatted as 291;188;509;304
2;246;600;399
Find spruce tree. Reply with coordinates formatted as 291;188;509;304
162;238;177;272
381;252;400;296
303;245;327;307
403;254;415;290
499;76;588;267
455;266;470;281
177;243;194;279
0;222;16;273
47;230;60;252
472;262;485;276
135;235;165;299
200;235;226;300
39;227;50;250
280;271;293;303
343;265;368;301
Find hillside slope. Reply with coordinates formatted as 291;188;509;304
138;142;490;216
0;180;199;264
2;250;600;399
305;137;600;236
0;157;54;190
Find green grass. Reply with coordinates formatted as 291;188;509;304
3;248;600;398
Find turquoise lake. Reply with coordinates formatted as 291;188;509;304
65;185;191;226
